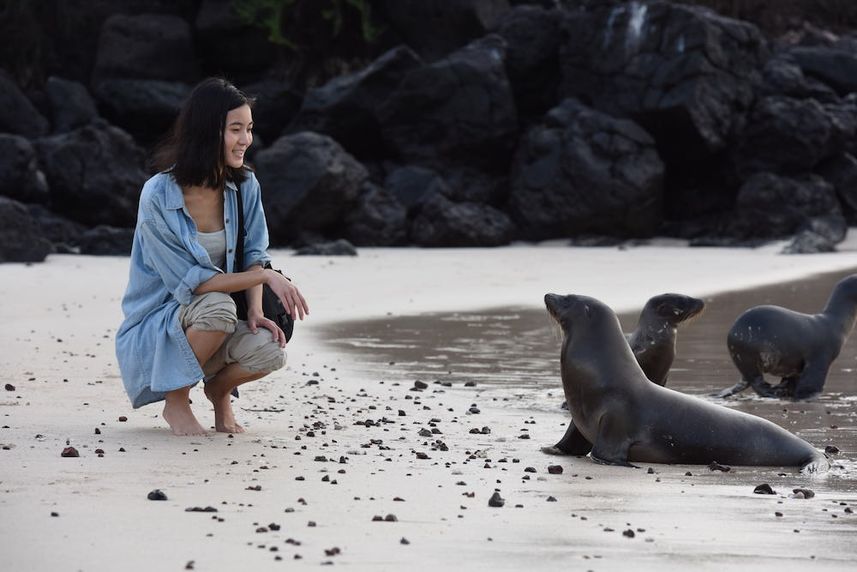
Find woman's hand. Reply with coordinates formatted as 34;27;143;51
247;308;287;348
266;270;309;320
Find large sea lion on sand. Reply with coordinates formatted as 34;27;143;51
543;293;827;471
556;293;704;454
717;274;857;400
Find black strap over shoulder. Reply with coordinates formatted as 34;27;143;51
230;185;294;341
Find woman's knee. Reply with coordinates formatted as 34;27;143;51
182;292;238;333
233;336;287;374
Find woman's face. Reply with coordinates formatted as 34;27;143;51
223;104;253;169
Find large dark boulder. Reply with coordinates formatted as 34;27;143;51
378;0;511;60
410;192;515;247
92;13;199;82
817;153;857;224
92;79;190;144
45;76;100;133
383;166;450;213
0;71;49;136
27;205;87;251
0;135;49;204
195;0;277;80
78;225;135;255
344;183;408;246
759;55;838;102
494;5;561;120
294;239;358;256
288;46;423;160
0;197;52;263
254;132;368;245
733;96;847;177
34;120;147;228
789;46;857;96
559;1;765;160
240;79;303;144
508;98;664;240
378;35;517;171
729;172;844;241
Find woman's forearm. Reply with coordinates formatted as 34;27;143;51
193;266;268;295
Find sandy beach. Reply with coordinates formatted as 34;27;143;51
2;236;857;571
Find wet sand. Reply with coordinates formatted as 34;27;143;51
2;250;857;571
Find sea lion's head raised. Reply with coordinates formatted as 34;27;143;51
642;293;705;326
544;293;619;340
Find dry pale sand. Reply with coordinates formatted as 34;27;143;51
2;234;857;572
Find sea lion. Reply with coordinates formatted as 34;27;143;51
627;293;705;387
717;274;857;400
556;293;704;454
543;293;827;471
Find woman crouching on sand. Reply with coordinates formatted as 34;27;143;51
115;78;308;436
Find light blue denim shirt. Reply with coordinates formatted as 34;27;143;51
115;170;272;408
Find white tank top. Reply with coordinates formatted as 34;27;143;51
197;228;226;270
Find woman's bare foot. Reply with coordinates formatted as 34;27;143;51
162;399;207;436
204;383;244;433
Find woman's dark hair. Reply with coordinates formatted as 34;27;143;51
154;77;255;189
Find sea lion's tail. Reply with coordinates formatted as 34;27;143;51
801;452;832;475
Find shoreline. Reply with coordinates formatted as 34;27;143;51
1;240;857;571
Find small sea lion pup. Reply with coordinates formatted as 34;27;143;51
717;274;857;400
542;293;827;472
628;293;705;386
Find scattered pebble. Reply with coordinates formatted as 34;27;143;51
546;496;557;502
488;492;505;508
61;446;79;458
754;484;776;495
825;445;840;455
791;488;815;499
185;506;218;513
4;384;15;391
708;461;730;472
547;465;563;475
118;416;128;422
400;537;410;545
147;489;168;501
623;529;635;538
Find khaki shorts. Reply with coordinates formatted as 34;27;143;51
179;292;286;377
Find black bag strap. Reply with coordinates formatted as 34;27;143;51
234;184;245;273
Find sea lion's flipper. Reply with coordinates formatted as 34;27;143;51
793;362;830;400
589;415;635;467
750;375;786;398
714;378;749;398
543;420;592;456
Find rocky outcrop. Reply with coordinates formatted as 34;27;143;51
344;183;408;246
254;132;368;245
378;35;517;171
34;120;147;228
410;192;515;247
559;1;766;159
0;197;52;263
45;77;100;133
728;172;844;240
508;98;664;239
0;135;49;204
0;72;49;136
288;46;422;160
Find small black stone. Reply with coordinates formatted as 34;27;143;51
4;384;15;391
488;492;505;508
792;488;815;499
400;537;410;545
547;465;563;474
825;445;840;455
708;461;731;472
622;529;635;538
147;489;168;501
754;484;776;495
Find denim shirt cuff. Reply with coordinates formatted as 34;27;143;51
177;266;219;305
